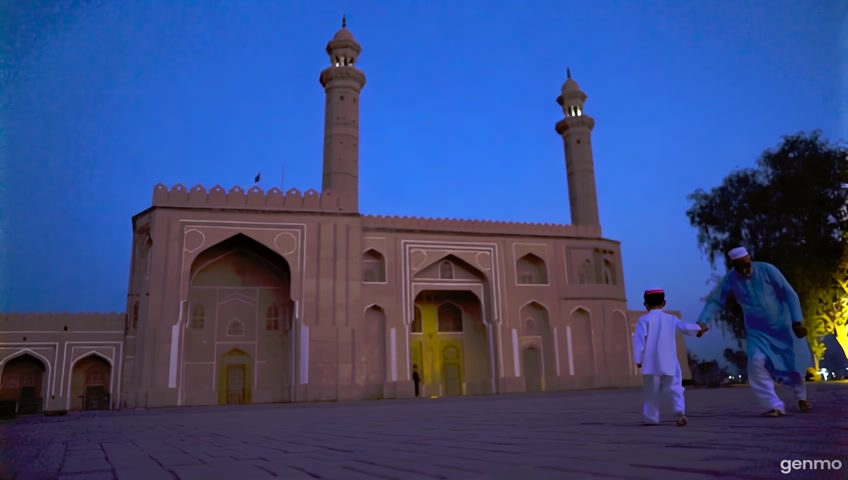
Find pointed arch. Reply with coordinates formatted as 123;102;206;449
0;350;51;413
519;301;550;336
516;254;549;285
568;307;595;387
185;232;293;406
189;233;291;287
227;319;245;336
578;260;594;284
67;352;114;411
602;260;616;285
0;349;51;372
439;261;454;279
219;348;252;405
70;351;113;370
364;305;387;398
602;310;631;385
362;249;387;283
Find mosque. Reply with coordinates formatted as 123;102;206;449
0;22;690;413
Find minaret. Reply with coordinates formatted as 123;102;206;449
319;16;367;213
555;68;600;226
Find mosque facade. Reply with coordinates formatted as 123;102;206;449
0;23;690;413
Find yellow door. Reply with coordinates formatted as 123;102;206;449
443;363;462;396
442;345;463;396
414;301;466;397
226;365;246;404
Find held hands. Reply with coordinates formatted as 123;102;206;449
792;322;807;339
696;322;709;338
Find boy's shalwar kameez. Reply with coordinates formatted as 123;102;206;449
632;307;702;424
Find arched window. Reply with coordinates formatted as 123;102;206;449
437;303;463;332
578;260;594;284
602;260;616;285
227;319;244;336
516;254;548;285
191;305;205;329
266;304;280;331
362;250;386;283
439;261;454;280
411;305;422;333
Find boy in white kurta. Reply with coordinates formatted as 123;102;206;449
633;288;708;426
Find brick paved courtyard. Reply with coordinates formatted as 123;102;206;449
1;382;846;480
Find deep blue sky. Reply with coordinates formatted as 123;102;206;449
3;1;844;364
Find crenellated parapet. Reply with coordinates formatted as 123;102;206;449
362;215;602;238
151;184;342;212
0;312;125;331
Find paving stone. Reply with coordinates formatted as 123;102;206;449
1;382;846;479
56;473;115;480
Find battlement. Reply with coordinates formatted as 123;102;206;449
0;312;125;332
362;215;602;238
151;183;342;212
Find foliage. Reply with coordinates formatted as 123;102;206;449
687;130;848;358
701;274;746;346
813;233;848;359
722;348;748;375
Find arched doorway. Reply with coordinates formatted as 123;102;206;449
519;301;555;391
69;354;112;411
218;349;252;404
0;353;48;414
363;306;387;399
187;233;293;406
568;308;595;388
523;347;542;393
411;290;491;397
604;311;631;386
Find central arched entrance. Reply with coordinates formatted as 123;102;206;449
409;290;491;397
0;353;48;414
185;233;294;406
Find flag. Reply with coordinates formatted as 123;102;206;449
254;172;261;183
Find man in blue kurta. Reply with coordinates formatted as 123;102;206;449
698;247;814;416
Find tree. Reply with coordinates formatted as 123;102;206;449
701;274;745;346
813;234;848;360
723;348;748;379
687;130;848;360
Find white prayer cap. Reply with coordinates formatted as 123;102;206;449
728;247;749;260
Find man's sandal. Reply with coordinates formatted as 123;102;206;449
762;409;786;417
799;400;812;413
675;415;688;426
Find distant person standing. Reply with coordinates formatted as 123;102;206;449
697;247;813;416
412;364;421;397
633;287;709;426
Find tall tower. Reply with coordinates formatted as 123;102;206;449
320;17;367;213
555;69;600;226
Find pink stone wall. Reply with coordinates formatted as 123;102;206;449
0;312;126;412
